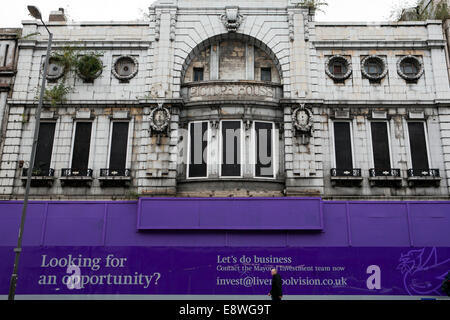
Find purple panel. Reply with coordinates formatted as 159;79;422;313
287;202;349;247
348;202;411;247
0;246;448;296
138;198;323;231
43;202;105;246
409;202;450;247
0;201;46;246
106;202;227;247
226;231;288;247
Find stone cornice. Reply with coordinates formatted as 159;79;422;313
7;99;185;107
312;40;446;50
280;98;450;107
18;40;151;50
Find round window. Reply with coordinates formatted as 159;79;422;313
397;55;424;81
45;57;65;81
361;55;387;81
325;55;352;81
112;56;139;81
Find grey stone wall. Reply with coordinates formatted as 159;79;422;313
0;1;449;200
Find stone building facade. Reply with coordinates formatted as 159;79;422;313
0;29;20;165
0;0;450;201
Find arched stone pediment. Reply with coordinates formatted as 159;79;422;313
180;33;284;103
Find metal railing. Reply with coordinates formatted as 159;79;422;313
369;168;401;178
330;168;362;177
407;169;440;178
61;168;93;177
22;168;55;177
99;168;131;177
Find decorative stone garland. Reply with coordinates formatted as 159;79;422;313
112;55;139;81
361;55;388;81
325;55;352;82
397;55;424;81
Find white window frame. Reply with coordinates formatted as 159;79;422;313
330;119;356;169
39;120;58;171
68;120;95;170
106;119;133;170
367;120;394;169
404;119;432;169
219;119;244;178
252;121;277;179
187;120;210;179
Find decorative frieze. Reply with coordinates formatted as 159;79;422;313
182;81;282;103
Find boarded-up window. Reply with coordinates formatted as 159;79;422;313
71;122;92;170
109;122;129;170
334;122;353;169
188;122;208;178
255;122;274;178
34;122;56;170
408;122;429;169
371;122;391;169
221;121;241;177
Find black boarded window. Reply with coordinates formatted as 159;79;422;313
34;122;56;171
408;122;429;170
71;122;92;171
334;122;353;169
255;122;274;178
188;122;208;178
221;121;241;177
261;67;272;82
371;122;391;169
193;67;204;82
109;122;129;170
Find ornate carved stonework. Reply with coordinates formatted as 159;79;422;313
288;13;295;41
397;55;424;81
170;13;177;41
292;104;313;134
112;55;139;81
221;7;244;32
149;104;171;133
45;57;65;81
154;13;161;41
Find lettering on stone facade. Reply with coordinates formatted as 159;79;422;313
189;83;276;99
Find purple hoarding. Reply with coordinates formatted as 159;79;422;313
0;246;449;296
0;198;449;297
137;198;323;230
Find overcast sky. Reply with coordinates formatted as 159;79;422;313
0;0;418;27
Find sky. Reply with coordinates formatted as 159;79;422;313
0;0;419;28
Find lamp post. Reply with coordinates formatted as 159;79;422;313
8;5;53;300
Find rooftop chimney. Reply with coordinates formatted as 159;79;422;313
49;8;67;22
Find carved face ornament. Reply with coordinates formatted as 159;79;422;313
150;106;171;132
292;106;313;133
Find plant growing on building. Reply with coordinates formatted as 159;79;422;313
297;0;328;13
75;52;104;82
51;45;79;73
43;82;73;107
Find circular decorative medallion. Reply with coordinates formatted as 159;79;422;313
149;105;171;132
45;57;65;81
112;55;139;81
325;55;352;81
397;55;424;81
361;55;388;81
292;106;313;133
